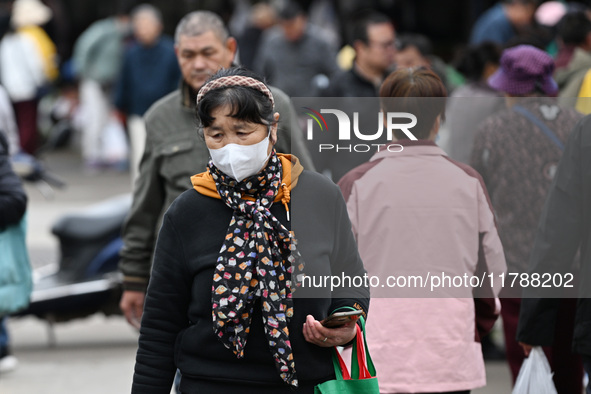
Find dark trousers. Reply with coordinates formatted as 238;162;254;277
13;99;39;155
0;317;8;352
179;377;327;393
501;298;583;394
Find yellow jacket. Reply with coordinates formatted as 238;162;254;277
18;25;58;81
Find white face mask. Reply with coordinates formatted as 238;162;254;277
208;132;271;182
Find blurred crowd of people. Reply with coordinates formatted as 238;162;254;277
2;0;591;393
0;0;585;170
0;0;587;173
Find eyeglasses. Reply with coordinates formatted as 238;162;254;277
368;40;396;50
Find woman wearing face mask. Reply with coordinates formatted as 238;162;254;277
131;67;369;394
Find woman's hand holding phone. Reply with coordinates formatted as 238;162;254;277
320;310;362;328
302;313;358;348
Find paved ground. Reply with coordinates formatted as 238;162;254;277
0;147;514;393
1;315;138;393
0;147;139;394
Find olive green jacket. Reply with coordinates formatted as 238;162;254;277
119;82;315;290
556;47;591;108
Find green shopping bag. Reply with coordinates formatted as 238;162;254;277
315;316;379;393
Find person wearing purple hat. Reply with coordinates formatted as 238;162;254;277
471;44;584;393
488;44;558;96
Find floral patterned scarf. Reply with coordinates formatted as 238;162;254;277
209;151;305;387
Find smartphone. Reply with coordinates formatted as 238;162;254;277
320;310;363;328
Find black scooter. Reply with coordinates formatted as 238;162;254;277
16;194;131;345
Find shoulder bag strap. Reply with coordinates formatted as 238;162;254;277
513;105;564;151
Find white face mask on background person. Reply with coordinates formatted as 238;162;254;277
208;131;271;182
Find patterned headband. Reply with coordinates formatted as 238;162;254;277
196;75;275;108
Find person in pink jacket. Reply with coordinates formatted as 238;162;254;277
338;67;507;393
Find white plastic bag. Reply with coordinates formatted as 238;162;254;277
100;116;129;164
512;347;558;394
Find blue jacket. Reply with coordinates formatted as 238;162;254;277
114;36;181;116
470;3;515;45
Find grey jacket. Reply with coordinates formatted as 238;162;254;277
254;25;338;97
119;82;315;289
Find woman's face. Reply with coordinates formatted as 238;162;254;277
203;105;278;154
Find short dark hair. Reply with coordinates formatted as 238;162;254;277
454;42;502;82
277;1;304;21
504;25;553;50
557;11;591;45
196;67;275;131
379;67;447;140
397;33;433;57
350;12;392;46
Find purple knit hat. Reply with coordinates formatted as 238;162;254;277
488;45;558;96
